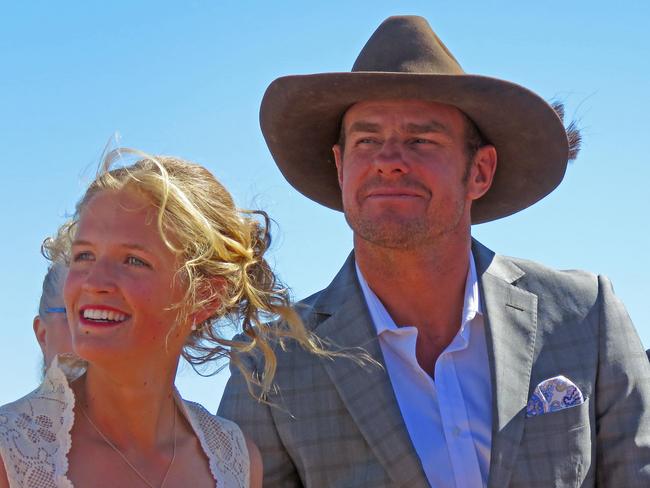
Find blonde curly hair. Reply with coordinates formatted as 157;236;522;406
45;148;330;397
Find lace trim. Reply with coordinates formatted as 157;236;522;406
0;355;77;487
48;359;75;488
181;399;250;488
0;356;248;487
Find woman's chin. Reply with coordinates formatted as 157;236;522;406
71;336;134;367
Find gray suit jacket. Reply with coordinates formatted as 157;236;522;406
218;241;650;487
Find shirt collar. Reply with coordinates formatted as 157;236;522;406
356;250;483;339
356;262;398;335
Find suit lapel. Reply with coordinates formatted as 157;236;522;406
310;244;537;487
311;254;430;488
473;241;538;488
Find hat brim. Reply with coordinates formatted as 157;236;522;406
260;72;569;224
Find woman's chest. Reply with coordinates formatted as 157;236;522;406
66;426;216;488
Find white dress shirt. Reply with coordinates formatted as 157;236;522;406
356;252;492;488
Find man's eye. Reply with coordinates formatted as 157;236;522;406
126;256;150;268
73;251;94;262
355;137;378;145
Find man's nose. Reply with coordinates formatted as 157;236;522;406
81;260;118;294
374;139;409;175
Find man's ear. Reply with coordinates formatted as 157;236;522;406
467;144;497;201
33;316;47;354
332;144;344;188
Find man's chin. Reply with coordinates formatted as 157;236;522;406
349;216;431;250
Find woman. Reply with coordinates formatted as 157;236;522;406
33;261;73;375
0;149;324;487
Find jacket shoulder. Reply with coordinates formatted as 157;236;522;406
293;289;326;321
501;255;601;307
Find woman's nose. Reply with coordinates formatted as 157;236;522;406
81;260;118;294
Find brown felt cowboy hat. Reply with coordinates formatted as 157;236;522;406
260;15;572;223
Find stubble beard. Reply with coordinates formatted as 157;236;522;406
340;154;474;251
344;197;468;251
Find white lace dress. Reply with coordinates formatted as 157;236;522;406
0;356;249;488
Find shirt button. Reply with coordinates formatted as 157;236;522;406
453;427;461;437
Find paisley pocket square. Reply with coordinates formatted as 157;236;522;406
525;375;584;418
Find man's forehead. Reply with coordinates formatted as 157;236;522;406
341;98;465;130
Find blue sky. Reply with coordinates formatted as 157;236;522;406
1;1;648;412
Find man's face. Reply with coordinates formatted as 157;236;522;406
332;99;495;250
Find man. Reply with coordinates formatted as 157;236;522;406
219;16;650;487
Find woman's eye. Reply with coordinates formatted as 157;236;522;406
126;256;150;268
73;251;94;262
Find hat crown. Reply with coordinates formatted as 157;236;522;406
261;15;569;222
352;16;465;75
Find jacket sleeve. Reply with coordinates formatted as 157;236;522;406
595;275;650;485
218;342;304;488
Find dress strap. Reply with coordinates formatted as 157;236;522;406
180;399;250;488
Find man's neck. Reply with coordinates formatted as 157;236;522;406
354;233;471;375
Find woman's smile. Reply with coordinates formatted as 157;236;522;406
79;305;130;327
64;188;187;362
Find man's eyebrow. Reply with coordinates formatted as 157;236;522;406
405;121;451;135
347;121;381;133
346;120;452;135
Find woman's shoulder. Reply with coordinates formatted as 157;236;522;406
0;387;44;438
0;358;75;435
180;398;250;488
181;398;250;457
182;399;244;436
0;386;38;415
0;357;76;488
0;384;67;464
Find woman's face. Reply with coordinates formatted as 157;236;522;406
36;308;73;366
64;188;189;369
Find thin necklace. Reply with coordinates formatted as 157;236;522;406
80;401;177;488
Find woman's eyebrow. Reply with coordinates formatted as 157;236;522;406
71;239;92;247
71;240;151;253
120;243;150;252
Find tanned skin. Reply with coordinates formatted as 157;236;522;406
333;99;497;376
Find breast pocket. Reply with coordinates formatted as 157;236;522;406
524;397;590;436
509;399;592;487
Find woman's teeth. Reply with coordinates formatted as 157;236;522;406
82;309;127;322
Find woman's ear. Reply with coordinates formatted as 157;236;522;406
190;277;226;327
33;316;47;354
